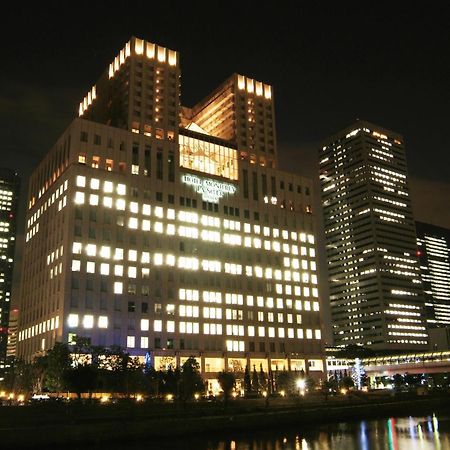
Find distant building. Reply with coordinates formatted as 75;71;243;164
6;308;18;360
416;222;450;327
16;37;325;385
0;168;20;374
319;121;428;350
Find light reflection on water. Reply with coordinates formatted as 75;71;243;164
87;414;450;450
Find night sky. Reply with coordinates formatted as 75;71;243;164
2;4;450;320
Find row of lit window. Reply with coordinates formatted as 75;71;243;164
71;249;317;284
75;176;315;244
18;316;60;341
66;313;321;340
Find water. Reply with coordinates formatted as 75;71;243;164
80;415;450;450
105;414;450;450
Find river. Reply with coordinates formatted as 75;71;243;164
83;414;450;449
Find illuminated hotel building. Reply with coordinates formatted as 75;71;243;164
319;121;428;350
17;37;324;382
0;168;20;374
416;222;450;326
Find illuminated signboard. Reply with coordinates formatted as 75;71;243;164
182;174;237;203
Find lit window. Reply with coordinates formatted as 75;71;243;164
154;222;163;233
103;196;113;208
76;176;86;187
154;320;162;332
306;329;313;339
154;253;163;265
130;202;139;213
71;260;81;271
315;329;321;340
167;321;175;333
117;184;126;195
72;242;82;254
142;204;151;216
127;336;135;348
114;282;123;294
98;316;108;328
86;261;95;273
74;192;85;204
142;219;151;231
141;319;149;331
128;217;138;229
86;244;96;256
67;314;79;328
83;315;94;329
89;194;99;206
90;178;100;190
116;198;126;210
128;267;137;278
99;246;111;258
104;181;113;193
167;224;175;235
114;265;123;276
100;263;109;275
141;337;149;348
114;248;124;260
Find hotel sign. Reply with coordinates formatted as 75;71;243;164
182;174;237;203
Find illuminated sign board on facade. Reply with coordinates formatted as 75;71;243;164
182;174;237;203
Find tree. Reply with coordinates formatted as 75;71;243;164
64;364;98;399
42;342;71;392
340;376;354;390
251;365;259;392
244;365;252;393
178;357;204;402
218;371;235;408
258;364;267;392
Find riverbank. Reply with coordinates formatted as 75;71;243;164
1;393;449;448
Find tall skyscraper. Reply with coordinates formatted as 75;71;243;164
319;120;428;350
17;37;325;385
416;221;450;326
0;168;20;374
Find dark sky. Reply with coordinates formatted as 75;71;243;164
2;2;449;230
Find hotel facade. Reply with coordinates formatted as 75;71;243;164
320;121;428;350
17;37;324;384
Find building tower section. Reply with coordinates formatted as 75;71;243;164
17;37;325;384
416;222;450;327
0;168;20;374
320;121;428;350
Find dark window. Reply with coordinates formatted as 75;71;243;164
259;342;266;352
262;174;267;197
270;342;275;353
156;192;163;202
144;145;151;176
94;134;101;145
154;338;161;349
168;194;174;204
128;301;135;313
142;302;148;313
271;176;277;196
132;143;139;165
243;169;249;199
168;151;175;182
252;171;258;201
167;338;174;349
80;131;88;142
156;150;163;179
